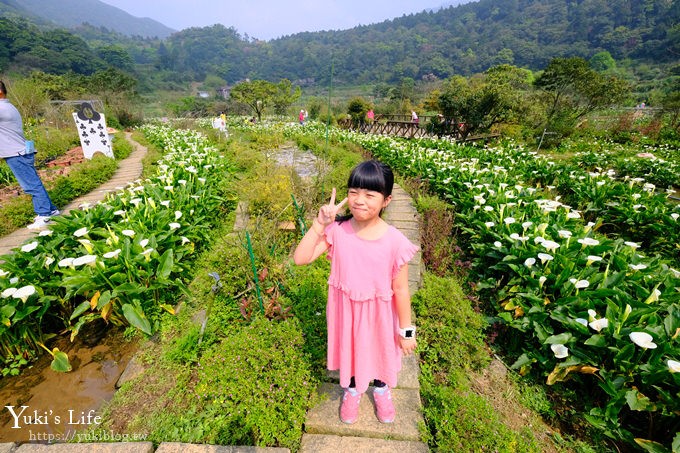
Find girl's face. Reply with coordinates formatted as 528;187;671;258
347;188;391;222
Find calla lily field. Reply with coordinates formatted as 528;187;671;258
0;118;678;450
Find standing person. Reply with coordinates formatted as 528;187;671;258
299;109;306;125
0;80;59;229
411;110;419;124
293;160;418;424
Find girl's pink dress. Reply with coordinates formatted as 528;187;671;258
324;220;419;393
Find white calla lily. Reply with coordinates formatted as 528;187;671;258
12;285;36;302
629;332;657;349
551;344;569;359
20;241;39;253
668;360;680;373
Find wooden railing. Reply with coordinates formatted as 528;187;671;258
337;114;499;142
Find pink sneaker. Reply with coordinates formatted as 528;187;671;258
340;389;361;424
373;387;395;423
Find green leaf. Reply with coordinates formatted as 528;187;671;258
510;353;533;370
544;332;572;344
50;348;72;372
634;438;670;453
97;290;112;309
156;249;174;280
70;300;91;321
626;389;656;412
584;334;607;347
122;303;152;335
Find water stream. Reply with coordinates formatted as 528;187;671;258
0;328;137;443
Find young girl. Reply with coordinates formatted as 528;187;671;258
294;160;418;424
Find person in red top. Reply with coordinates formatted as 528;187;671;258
294;160;418;425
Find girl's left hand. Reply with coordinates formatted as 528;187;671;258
400;337;417;355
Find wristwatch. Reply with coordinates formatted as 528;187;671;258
399;326;416;339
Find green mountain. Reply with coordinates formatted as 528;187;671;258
159;0;679;85
0;0;175;38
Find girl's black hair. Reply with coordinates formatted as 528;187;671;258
337;160;394;223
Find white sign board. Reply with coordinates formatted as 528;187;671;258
72;102;114;159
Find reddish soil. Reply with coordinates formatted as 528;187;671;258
0;147;85;205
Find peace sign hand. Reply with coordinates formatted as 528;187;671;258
316;188;347;227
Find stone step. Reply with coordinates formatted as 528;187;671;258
299;434;429;453
326;353;420;390
304;383;423;442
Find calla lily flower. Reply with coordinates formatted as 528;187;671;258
624;241;640;249
541;240;560;252
181;236;190;245
1;287;17;298
538;276;547;288
58;257;75;268
551;344;569;359
122;230;136;237
20;241;39;253
629;332;657;349
558;230;572;238
160;200;171;208
73;227;89;237
12;285;36;302
73;255;97;267
578;238;600;246
575;318;588;327
668;360;680;373
574;280;589;289
503;217;516;225
537;253;553;263
38;229;53;236
585;255;602;266
493;241;502;248
175;211;182;220
113;210;126;216
44;256;55;266
0;269;9;277
589;318;609;332
169;223;181;230
484;222;495;228
644;289;661;304
629;263;648;271
140;239;150;248
103;249;121;259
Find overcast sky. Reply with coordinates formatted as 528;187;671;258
100;0;458;41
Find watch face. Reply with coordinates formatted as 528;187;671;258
405;329;414;338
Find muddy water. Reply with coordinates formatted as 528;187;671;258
0;328;137;443
274;146;320;178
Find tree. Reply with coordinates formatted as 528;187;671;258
534;57;630;137
271;79;301;116
346;97;371;127
432;65;530;139
229;79;278;121
589;51;616;72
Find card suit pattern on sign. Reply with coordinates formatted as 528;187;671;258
72;102;114;159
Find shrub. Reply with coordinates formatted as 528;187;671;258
193;317;316;449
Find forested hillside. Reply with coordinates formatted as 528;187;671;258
1;0;678;89
0;0;174;38
159;0;680;84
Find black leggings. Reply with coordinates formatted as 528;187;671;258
349;377;386;388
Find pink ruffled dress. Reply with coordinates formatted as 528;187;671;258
324;220;419;393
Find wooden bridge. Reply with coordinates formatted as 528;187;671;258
337;114;498;142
